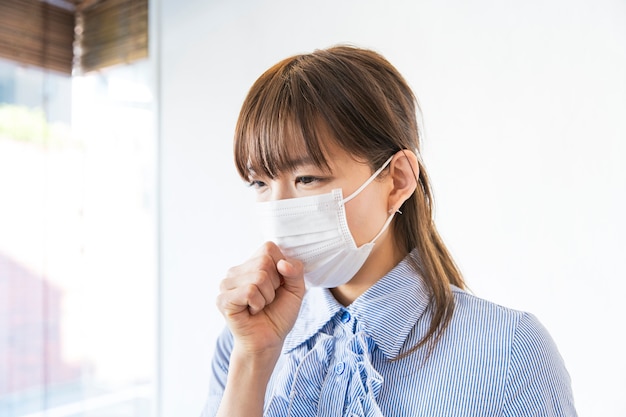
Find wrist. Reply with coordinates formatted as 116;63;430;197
230;344;282;377
217;346;279;417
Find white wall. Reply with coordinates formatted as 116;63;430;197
158;0;626;416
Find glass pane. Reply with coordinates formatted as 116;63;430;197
0;58;156;417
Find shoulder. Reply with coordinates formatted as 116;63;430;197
399;286;552;372
436;286;530;354
451;285;526;324
446;287;564;367
385;287;576;416
449;287;563;356
447;287;577;416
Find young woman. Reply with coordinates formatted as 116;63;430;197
201;46;576;417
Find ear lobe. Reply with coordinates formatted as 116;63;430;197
388;150;419;212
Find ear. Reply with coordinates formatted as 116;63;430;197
387;149;419;213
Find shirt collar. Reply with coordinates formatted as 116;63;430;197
283;251;431;359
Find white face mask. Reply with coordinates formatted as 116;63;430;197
256;156;396;288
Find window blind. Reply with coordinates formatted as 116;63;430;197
0;0;74;75
0;0;149;75
77;0;148;73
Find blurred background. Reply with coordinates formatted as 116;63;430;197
0;0;624;416
1;0;156;416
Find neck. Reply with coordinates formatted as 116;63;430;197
330;234;406;306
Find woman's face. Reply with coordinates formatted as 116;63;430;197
248;140;393;247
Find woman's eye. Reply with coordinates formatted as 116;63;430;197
248;179;267;189
295;176;320;185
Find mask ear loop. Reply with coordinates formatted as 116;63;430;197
368;209;397;244
370;150;418;244
340;155;395;247
342;155;394;205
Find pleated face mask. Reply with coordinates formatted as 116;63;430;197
256;156;396;288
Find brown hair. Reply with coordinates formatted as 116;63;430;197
234;45;465;357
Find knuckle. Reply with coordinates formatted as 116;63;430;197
260;241;275;252
257;241;281;259
245;286;264;311
265;288;276;304
253;269;270;287
258;254;275;272
225;265;240;279
244;283;259;301
215;293;227;312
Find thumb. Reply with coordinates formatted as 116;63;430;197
276;258;305;297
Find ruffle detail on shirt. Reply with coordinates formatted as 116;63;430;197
265;331;384;417
344;332;384;417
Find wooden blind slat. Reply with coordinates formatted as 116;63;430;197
0;0;149;75
0;0;74;75
78;0;149;73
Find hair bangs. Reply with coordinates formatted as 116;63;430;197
234;60;332;181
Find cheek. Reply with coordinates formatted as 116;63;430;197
345;189;389;246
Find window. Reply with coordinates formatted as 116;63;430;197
0;54;156;417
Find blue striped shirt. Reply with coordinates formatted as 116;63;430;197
202;252;577;416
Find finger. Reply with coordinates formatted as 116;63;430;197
216;284;267;317
276;258;305;298
251;269;278;306
256;253;283;291
220;253;282;292
249;243;285;294
255;241;287;269
244;283;268;315
216;290;247;318
220;263;246;291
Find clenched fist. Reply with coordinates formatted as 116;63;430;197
216;242;305;356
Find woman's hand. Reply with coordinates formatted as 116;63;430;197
215;242;304;417
217;242;305;358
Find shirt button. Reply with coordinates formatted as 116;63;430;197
334;361;346;375
340;310;351;323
